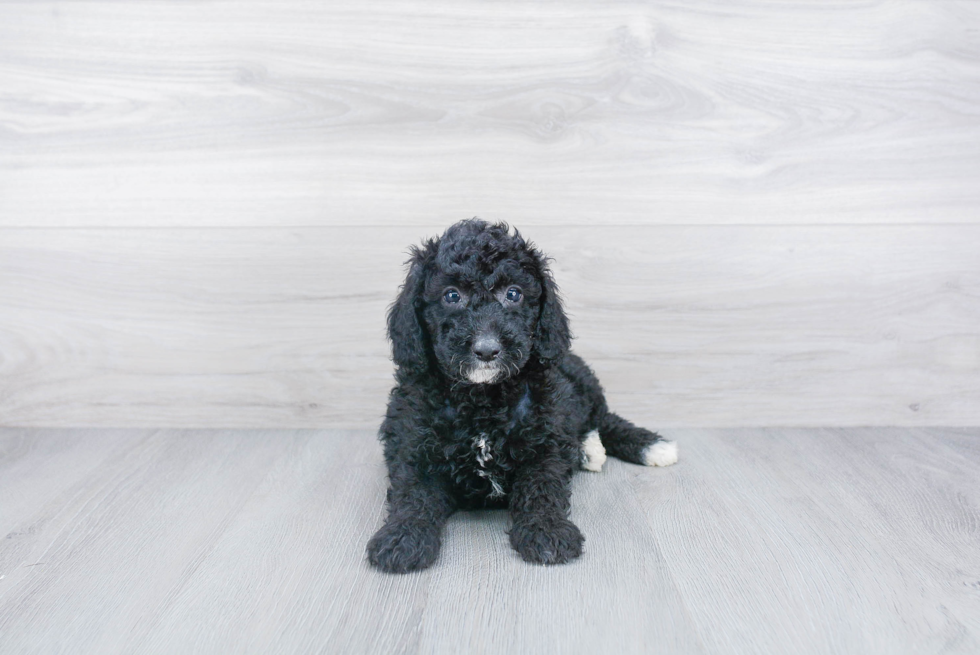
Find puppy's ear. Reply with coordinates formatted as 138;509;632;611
387;244;433;375
532;257;571;364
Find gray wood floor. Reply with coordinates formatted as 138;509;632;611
1;427;978;654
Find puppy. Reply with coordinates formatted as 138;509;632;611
367;219;677;573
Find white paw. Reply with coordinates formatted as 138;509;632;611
642;440;678;467
581;430;606;472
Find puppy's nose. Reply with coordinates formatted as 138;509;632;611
472;337;501;362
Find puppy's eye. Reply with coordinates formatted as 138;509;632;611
505;287;522;303
443;288;461;304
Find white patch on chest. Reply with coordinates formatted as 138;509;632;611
473;433;505;497
581;430;607;472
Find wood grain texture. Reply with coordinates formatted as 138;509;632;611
643;427;980;654
1;427;978;654
2;225;978;428
1;1;979;227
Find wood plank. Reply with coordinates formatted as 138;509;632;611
1;428;978;654
1;225;978;427
0;429;295;653
0;428;149;568
641;427;980;654
1;1;978;227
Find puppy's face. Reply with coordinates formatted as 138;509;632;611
421;260;542;385
388;220;570;384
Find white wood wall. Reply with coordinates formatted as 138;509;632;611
1;1;978;427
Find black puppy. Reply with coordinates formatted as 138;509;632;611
367;219;677;573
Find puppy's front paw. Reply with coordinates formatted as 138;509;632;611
509;517;584;565
367;520;441;573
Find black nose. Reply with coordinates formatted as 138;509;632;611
472;338;501;362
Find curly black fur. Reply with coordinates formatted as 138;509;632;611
367;219;675;573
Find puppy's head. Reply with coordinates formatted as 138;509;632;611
387;219;570;384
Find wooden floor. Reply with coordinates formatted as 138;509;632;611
1;427;978;654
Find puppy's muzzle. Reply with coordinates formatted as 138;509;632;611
466;335;504;384
472;336;501;362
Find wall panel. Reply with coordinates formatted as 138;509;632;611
1;225;977;427
1;1;978;227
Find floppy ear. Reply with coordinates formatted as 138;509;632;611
387;245;432;376
532;259;571;364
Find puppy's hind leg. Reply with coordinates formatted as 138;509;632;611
599;412;678;467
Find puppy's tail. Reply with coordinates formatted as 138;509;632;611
599;412;678;467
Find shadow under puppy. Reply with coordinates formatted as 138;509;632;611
368;219;677;573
